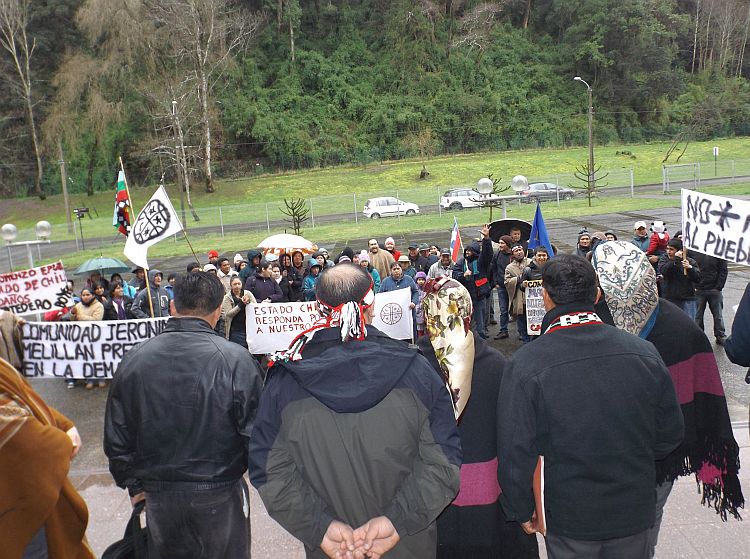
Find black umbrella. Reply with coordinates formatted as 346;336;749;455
488;219;532;243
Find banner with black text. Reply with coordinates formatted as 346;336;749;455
0;261;72;315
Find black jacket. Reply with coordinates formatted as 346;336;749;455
104;317;264;496
245;273;284;302
492;250;512;287
497;303;684;541
658;254;701;302
453;238;493;301
103;296;133;320
691;252;728;291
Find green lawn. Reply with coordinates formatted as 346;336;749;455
3;137;749;243
49;181;749;272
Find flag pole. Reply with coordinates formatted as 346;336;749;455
120;156;155;318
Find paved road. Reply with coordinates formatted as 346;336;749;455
23;205;750;557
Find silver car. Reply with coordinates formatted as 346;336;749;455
520;183;575;203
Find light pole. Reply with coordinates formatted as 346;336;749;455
573;76;595;192
2;221;52;271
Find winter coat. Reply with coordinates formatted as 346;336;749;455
691;252;728;291
131;269;171;318
631;235;650;253
504;257;531;316
239;249;263;283
221;290;257;339
492;250;512;287
103;296;133;321
725;282;750;368
104;317;264;497
248;326;461;558
245;273;284;303
452;238;493;301
497;303;684;541
379;274;420;306
303;274;319;301
71;299;104;321
657;254;701;302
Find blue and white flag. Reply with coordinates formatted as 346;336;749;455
528;203;555;257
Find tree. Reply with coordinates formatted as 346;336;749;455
0;0;44;199
280;198;309;235
572;161;608;207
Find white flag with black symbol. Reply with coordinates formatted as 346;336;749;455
124;186;183;269
372;288;413;340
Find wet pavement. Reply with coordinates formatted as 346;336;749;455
27;206;750;557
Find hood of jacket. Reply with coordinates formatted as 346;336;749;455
276;327;417;413
464;241;480;261
246;249;262;263
147;268;163;285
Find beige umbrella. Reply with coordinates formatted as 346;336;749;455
258;234;317;256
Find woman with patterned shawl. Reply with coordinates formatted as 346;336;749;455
418;277;539;559
0;357;94;559
593;241;743;556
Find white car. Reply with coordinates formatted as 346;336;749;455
363;197;420;219
440;188;501;210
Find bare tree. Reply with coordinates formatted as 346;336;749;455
0;0;44;198
572;162;608;207
280;198;309;235
451;2;506;53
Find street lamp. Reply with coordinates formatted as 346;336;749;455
2;220;52;270
573;76;595;192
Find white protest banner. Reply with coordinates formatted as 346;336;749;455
21;317;168;379
372;288;413;341
525;280;544;336
124;186;184;269
0;260;72;316
681;189;750;265
246;301;322;354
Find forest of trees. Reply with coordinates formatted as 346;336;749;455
1;0;749;199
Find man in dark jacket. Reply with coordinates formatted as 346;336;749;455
249;265;461;559
657;238;701;319
453;225;493;339
131;269;170;318
492;235;513;339
497;255;684;559
104;272;263;559
239;248;263;283
245;259;284;302
691;251;728;344
407;242;430;273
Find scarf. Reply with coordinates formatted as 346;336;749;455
422;277;475;419
0;358;94;558
594;241;744;520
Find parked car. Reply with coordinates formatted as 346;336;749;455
520;183;575;203
440;188;502;210
363;197;420;219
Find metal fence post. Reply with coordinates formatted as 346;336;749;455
697;162;701;189
630;168;634;197
310;199;315;229
265;204;270;233
437;187;442;217
662;165;667;194
73;220;80;251
732;160;736;183
219;207;225;239
353;193;358;224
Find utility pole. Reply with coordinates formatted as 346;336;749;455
574;76;595;191
57;138;73;234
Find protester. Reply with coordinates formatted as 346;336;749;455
248;264;460;558
505;244;532;344
380;261;420;308
0;309;24;370
573;228;592;259
186;262;201;273
594;241;744;554
131;269;171;319
519;247;549;341
605;231;618;241
407;242;429;273
631;220;651;255
103;283;133;321
498;254;684;559
131;267;146;291
368;238;395;281
509;226;527;254
165;272;177;300
492;235;513;340
92;281;107;304
414;271;427;337
0;357;94;559
420;243;438;267
428;248;453;279
221;276;256;348
70;287;105;389
358;251;381;292
239;249;263;283
291;250;306;279
303;262;322;301
452;225;493;340
279;253;302;301
104;272;264;559
418;278;539;559
85;270;108;293
271;263;291;302
399;253;416;278
203;263;218;274
658;239;701;319
207;249;219;267
244;260;284;303
111;272;137;299
384;236;401;261
217;257;238;293
691;251;728;345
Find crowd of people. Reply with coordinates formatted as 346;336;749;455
1;217;748;559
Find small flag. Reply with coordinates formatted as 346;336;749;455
449;217;462;262
113;170;132;236
528;203;555;257
124;186;184;269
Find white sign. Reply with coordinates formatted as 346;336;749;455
0;261;72;316
713;146;719;157
246;301;322;354
525;280;544;336
124;186;184;269
372;288;414;341
681;189;750;265
246;290;415;354
21;317;168;379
